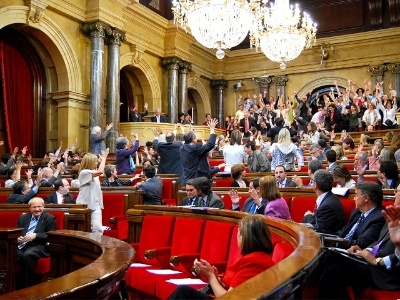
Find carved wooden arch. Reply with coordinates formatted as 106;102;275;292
120;52;162;110
0;5;82;92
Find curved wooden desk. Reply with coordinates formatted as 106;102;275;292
120;122;225;144
0;230;134;299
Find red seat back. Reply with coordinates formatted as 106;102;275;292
137;215;176;267
161;179;176;206
215;179;233;187
290;197;316;223
227;225;241;269
102;193;126;226
272;241;295;263
0;194;9;204
0;211;24;227
48;211;66;230
339;198;356;223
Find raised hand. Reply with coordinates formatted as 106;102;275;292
106;123;113;130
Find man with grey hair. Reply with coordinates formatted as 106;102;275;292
179;119;218;183
354;151;369;182
293;159;323;187
306;143;326;162
89;123;113;155
302;169;345;233
151;108;166;123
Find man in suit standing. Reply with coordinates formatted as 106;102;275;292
134;165;162;205
44;179;76;204
151;108;167;123
336;182;385;249
17;197;57;288
302;169;345;234
275;165;297;188
239;111;256;138
153;130;184;186
230;178;266;214
202;114;212;126
192;177;224;209
129;103;148;122
319;183;400;299
179;119;218;183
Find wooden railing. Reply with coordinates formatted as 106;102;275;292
0;230;134;299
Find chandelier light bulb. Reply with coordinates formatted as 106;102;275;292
216;49;225;59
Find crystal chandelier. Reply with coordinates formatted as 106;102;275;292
251;0;317;69
172;0;262;59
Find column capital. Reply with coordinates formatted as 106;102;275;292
82;21;112;39
211;79;228;90
388;63;400;74
368;65;387;76
25;0;48;24
272;75;288;85
162;57;181;70
254;77;272;87
179;61;192;74
106;28;126;46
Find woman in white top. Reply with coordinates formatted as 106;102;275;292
362;103;381;129
76;149;109;233
377;98;397;129
303;121;320;144
332;164;356;188
223;130;245;173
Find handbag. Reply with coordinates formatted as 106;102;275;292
385;119;393;127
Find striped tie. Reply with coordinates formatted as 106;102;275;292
18;216;39;250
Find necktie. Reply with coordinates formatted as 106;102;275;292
190;198;195;206
249;203;257;214
18;216;39;249
344;214;365;240
371;230;389;257
245;118;249;133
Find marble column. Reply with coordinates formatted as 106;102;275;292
82;21;111;132
162;57;181;123
178;61;192;115
368;65;386;88
105;28;125;150
211;80;228;125
388;63;400;96
272;75;288;104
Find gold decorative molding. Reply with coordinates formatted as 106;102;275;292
25;0;48;24
368;65;387;76
128;45;145;65
388;63;400;74
272;76;288;86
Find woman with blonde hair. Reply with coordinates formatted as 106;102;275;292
76;149;109;233
331;145;347;160
251;176;291;220
269;128;304;171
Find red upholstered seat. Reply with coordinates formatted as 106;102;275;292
290;197;316;223
132;217;206;295
215;178;233;187
0;211;24;227
155;220;234;300
272;241;295;263
339;198;356;223
161;179;177;206
357;288;400;299
218;194;247;211
102;193;128;240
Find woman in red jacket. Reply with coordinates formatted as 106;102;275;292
168;214;275;299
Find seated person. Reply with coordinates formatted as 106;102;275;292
133;165;162;205
192;177;224;208
377;160;400;189
5;161;23;188
181;179;200;206
326;149;338;172
16;198;56;288
101;165;140;187
230;178;266;214
7;175;41;204
333;164;356;188
44;179;76;204
230;163;249;188
167;214;275;299
292;159;323;187
336;182;385;249
306;143;326;162
258;176;291;220
302;169;345;234
319;184;400;299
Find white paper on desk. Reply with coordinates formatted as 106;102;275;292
147;269;182;275
331;187;349;196
166;278;207;285
130;263;151;267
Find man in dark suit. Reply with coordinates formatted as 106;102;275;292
303;169;345;233
267;117;284;142
44;179;76;204
274;165;297;188
129;102;148;122
231;178;266;214
325;149;338;172
134;165;162;205
181;179;199;206
377;160;400;189
239;112;256;138
17;197;57;288
319;184;400;298
202;113;211;125
153;130;184;185
150;108;167;123
336;182;385;249
192;177;224;209
179;119;217;183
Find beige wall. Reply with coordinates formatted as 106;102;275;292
0;0;399;151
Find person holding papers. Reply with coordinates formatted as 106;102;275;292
168;215;275;299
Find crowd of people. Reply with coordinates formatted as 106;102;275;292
1;79;400;296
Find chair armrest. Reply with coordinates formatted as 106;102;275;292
144;247;172;260
170;253;200;267
109;215;127;224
